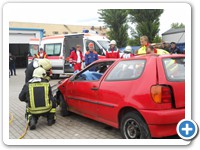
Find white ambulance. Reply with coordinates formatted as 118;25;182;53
34;33;110;78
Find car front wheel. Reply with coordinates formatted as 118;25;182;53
59;94;70;116
120;111;151;139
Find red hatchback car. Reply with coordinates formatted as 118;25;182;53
56;54;185;139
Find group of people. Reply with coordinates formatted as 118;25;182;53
69;40;122;73
136;35;184;55
68;35;184;74
160;41;183;54
19;56;56;130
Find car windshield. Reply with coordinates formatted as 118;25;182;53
163;57;185;81
98;40;110;50
29;44;39;56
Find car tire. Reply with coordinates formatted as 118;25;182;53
59;94;70;117
120;111;151;139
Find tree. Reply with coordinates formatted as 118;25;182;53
152;35;162;43
129;9;164;43
171;23;185;29
98;9;128;48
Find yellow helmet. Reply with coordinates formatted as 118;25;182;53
32;67;46;78
38;58;52;71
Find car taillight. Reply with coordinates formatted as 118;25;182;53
151;85;172;104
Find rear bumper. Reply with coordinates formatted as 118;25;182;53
140;108;185;137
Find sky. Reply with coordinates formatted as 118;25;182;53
5;3;188;36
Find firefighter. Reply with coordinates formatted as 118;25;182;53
36;47;48;58
19;67;56;130
106;40;120;58
25;58;52;83
121;46;134;58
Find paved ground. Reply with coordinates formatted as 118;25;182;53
9;69;122;139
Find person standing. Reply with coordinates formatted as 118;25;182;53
36;47;48;58
121;46;134;59
69;45;84;73
169;42;182;54
19;67;56;130
137;36;157;55
9;53;16;76
106;40;120;58
85;42;98;66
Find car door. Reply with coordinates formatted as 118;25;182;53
96;59;149;128
69;62;108;118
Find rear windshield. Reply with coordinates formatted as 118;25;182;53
163;57;185;81
44;43;61;56
106;60;146;81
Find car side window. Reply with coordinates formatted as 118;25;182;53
106;60;146;81
162;58;185;81
75;61;114;81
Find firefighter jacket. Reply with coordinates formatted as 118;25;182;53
85;50;98;66
19;78;56;114
106;47;120;58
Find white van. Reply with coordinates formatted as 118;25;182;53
37;33;110;78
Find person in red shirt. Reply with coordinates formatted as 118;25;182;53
69;45;84;73
121;46;134;59
106;40;120;58
36;47;48;58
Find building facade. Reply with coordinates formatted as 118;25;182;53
9;21;108;68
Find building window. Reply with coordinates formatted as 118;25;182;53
63;32;68;34
53;31;59;34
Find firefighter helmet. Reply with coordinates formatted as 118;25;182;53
33;67;47;78
124;46;132;53
38;58;52;71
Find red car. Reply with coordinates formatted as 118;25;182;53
56;54;185;139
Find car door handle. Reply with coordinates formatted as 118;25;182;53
91;87;99;91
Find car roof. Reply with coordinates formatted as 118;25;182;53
94;54;185;63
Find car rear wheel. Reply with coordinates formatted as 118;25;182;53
59;94;70;116
120;111;151;139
